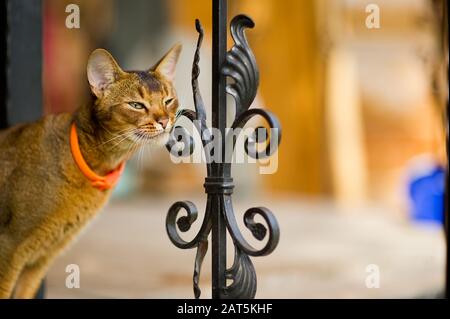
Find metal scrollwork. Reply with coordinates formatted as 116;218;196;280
224;15;282;166
165;13;281;299
222;15;258;118
224;247;257;299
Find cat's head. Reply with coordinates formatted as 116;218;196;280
86;45;182;146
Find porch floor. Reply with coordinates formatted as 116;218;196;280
46;195;446;298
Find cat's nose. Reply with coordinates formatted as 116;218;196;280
157;118;169;129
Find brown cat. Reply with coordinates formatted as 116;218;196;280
0;44;182;298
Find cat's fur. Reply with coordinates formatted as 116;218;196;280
0;44;181;298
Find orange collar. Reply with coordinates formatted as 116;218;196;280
70;123;125;191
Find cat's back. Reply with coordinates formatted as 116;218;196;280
0;113;72;184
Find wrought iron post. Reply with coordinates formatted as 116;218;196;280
165;0;281;299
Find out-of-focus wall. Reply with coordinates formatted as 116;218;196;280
43;0;113;114
317;0;446;210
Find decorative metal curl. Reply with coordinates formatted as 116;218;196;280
223;15;282;166
166;200;207;249
166;19;213;172
165;15;281;299
222;197;279;257
231;108;282;161
224;247;257;298
166;199;211;298
222;15;258;118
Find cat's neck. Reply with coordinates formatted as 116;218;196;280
73;100;134;175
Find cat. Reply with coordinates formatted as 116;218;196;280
0;44;182;298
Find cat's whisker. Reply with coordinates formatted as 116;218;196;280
144;142;151;166
124;139;140;161
99;133;134;149
140;136;149;170
119;136;138;165
108;131;137;151
109;136;130;151
98;128;138;146
137;135;146;171
100;127;136;143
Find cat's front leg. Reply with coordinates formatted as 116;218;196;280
12;257;51;299
0;251;24;298
0;267;22;298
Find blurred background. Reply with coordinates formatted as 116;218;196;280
34;0;450;297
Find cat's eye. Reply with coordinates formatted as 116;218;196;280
164;98;174;106
128;102;146;110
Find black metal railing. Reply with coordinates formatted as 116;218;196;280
165;0;281;299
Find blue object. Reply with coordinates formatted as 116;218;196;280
408;166;445;224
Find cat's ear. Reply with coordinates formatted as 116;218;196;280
152;43;182;81
87;49;124;98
